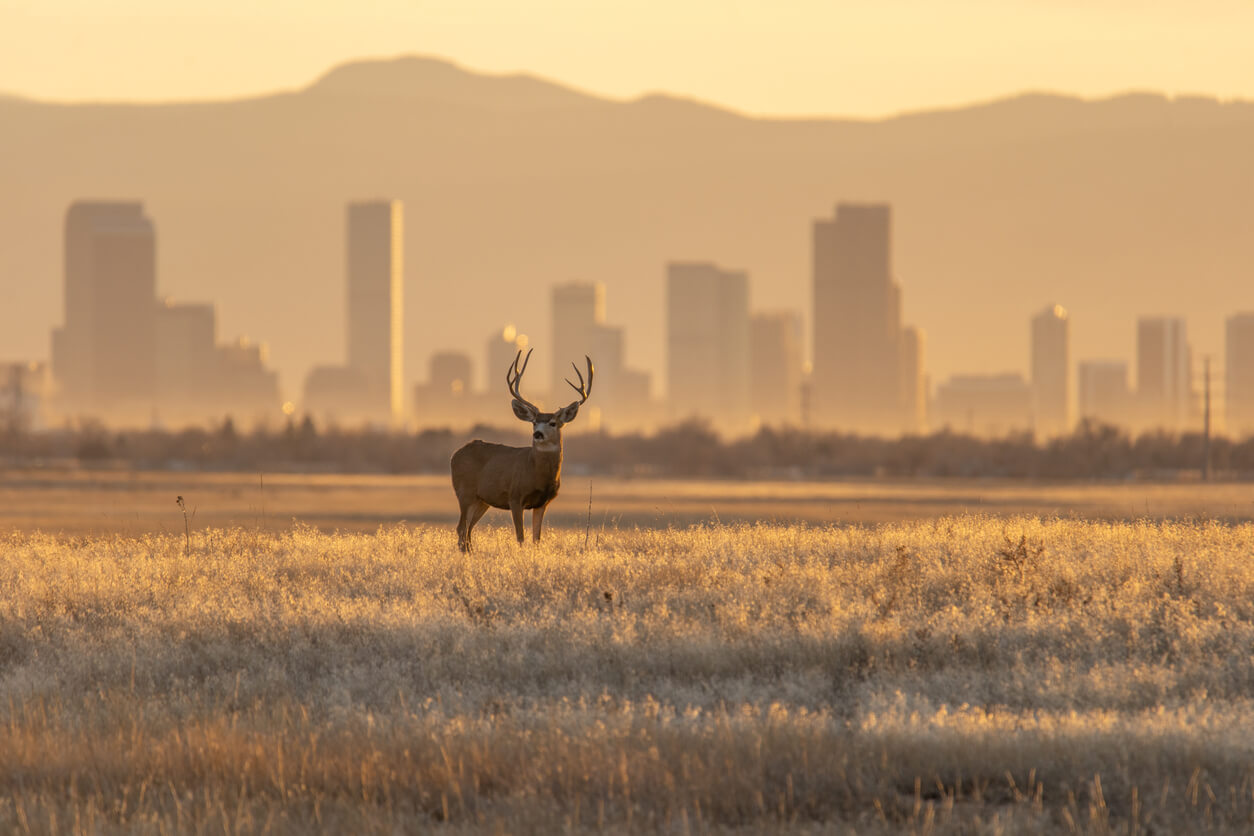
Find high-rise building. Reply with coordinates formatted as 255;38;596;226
1136;317;1191;431
414;351;476;428
1031;305;1071;438
811;203;919;434
1078;360;1132;428
1226;313;1254;439
552;282;605;390
52;201;156;418
932;373;1033;438
487;325;531;399
749;312;803;427
346;200;404;422
551;281;622;426
666;262;750;431
899;326;927;434
155;301;217;419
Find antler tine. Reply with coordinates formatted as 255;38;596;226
506;348;538;407
564;355;595;404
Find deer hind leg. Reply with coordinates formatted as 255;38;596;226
531;504;547;543
457;499;489;552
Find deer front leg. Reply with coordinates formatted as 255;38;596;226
532;504;547;543
509;499;526;544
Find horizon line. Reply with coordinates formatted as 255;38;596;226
1;53;1248;122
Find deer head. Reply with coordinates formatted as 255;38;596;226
506;348;594;453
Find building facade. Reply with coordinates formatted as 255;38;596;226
1226;313;1254;439
52;201;157;419
1136;317;1191;431
346;200;404;423
1031;305;1071;438
666;262;750;432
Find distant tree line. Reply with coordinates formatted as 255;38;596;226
5;417;1254;480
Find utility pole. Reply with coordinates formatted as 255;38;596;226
1203;355;1212;482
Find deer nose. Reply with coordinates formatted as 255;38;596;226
533;430;544;440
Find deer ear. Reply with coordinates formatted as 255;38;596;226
512;399;537;422
555;402;581;424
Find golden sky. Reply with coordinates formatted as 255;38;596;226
2;0;1252;115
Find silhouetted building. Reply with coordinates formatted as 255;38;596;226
900;326;927;434
1078;360;1133;428
346;200;404;422
1227;313;1254;439
155;301;218;419
303;365;372;425
933;373;1033;437
811;203;921;434
1;362;50;432
749;312;803;427
1031;305;1071;438
1136;317;1191;431
552;282;605;392
666;262;750;432
51;201;156;420
414;351;474;427
487;324;531;393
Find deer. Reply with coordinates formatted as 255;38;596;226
450;348;594;552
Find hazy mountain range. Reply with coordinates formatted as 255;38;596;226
3;55;1253;404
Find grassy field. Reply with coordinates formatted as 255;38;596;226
3;514;1254;833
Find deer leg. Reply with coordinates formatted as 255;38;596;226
458;500;489;552
531;504;547;543
509;500;526;544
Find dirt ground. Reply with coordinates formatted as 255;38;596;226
2;467;1252;535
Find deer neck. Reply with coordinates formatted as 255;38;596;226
530;438;563;480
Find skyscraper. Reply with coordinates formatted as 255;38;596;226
1031;305;1071;438
666;262;750;430
346;200;404;422
552;282;605;393
51;202;156;417
899;326;927;434
1136;317;1191;431
749;312;803;427
1226;313;1254;439
811;203;916;434
1078;360;1132;428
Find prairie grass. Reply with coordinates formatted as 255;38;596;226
2;517;1254;833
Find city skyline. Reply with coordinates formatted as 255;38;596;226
18;196;1254;439
3;56;1254;404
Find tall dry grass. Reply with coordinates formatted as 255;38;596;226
2;517;1254;833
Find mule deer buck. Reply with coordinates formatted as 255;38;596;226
451;348;594;551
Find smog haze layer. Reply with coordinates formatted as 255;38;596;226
2;56;1253;397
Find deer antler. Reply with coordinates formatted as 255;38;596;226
506;348;539;411
564;355;595;405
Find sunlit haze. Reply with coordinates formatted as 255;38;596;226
5;0;1254;115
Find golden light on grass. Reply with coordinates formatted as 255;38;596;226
2;518;1253;831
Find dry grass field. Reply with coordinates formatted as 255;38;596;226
4;498;1254;833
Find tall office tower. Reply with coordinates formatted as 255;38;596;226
51;201;156;417
1031;305;1071;439
552;281;606;390
666;262;750;430
346;200;404;422
749;311;803;426
811;203;906;433
1077;361;1132;427
899;326;927;434
155;301;218;420
1136;317;1191;431
932;373;1033;438
1226;313;1254;439
551;281;622;425
487;325;530;396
